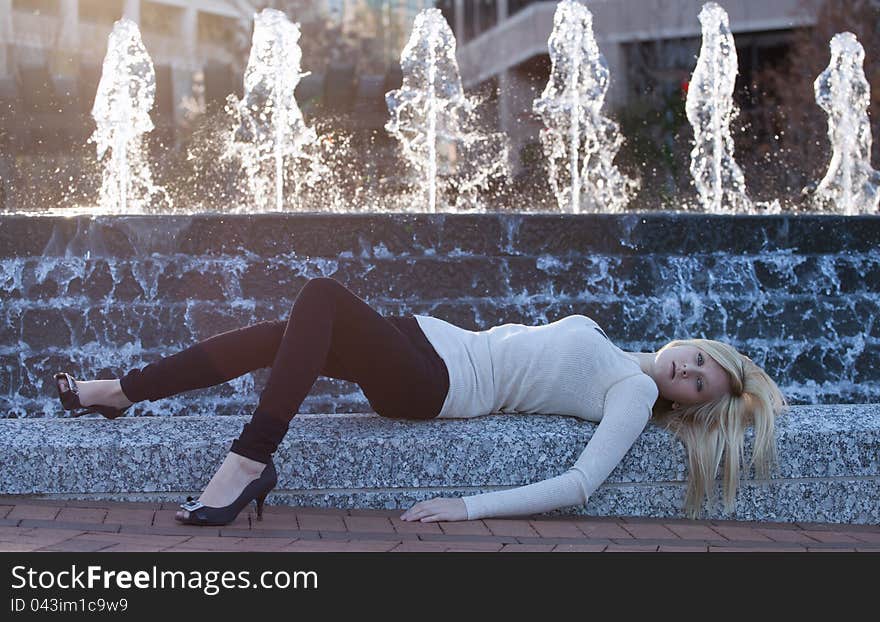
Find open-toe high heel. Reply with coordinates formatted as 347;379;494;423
176;460;278;526
54;372;131;420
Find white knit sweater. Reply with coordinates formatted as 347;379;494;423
414;314;659;521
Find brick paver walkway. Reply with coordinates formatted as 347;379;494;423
1;496;878;552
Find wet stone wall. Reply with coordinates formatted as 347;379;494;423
0;213;878;419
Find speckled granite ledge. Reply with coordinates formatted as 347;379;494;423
0;404;878;525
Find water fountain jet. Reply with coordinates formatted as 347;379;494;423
385;8;510;213
811;32;880;215
532;0;638;214
90;18;170;214
223;8;324;213
685;2;751;213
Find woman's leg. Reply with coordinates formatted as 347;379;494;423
178;276;448;518
82;278;408;412
77;320;346;409
91;318;354;405
75;306;361;409
229;276;448;464
65;322;291;410
118;320;288;403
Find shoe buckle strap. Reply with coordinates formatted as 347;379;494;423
180;499;204;512
57;372;78;395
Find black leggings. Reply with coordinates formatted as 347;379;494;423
118;277;450;464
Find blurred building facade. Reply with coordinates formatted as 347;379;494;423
0;0;441;152
3;0;819;168
436;0;822;175
276;1;435;129
0;0;256;152
349;1;434;69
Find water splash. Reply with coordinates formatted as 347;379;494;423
685;2;751;213
812;32;880;215
532;0;638;214
223;8;324;213
89;18;170;214
385;8;509;213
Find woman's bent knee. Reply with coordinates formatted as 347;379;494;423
307;276;343;289
292;277;342;310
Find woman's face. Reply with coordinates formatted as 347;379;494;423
654;345;732;407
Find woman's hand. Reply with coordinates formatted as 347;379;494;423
400;497;468;522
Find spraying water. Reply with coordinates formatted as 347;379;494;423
224;8;322;212
385;8;509;213
812;32;880;215
532;0;638;214
90;18;169;214
685;2;751;213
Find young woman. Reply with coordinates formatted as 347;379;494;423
54;276;788;526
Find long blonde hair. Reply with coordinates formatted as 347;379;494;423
651;339;789;519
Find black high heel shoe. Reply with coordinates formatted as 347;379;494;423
54;372;131;419
176;460;278;526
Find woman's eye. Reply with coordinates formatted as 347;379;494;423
697;353;704;366
697;378;703;392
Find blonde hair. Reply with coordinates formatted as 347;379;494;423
651;339;789;519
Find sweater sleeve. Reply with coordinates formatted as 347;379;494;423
460;373;657;520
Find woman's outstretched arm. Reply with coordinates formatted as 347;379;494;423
402;373;657;522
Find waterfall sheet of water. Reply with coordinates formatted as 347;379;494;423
385;8;509;213
3;215;878;416
223;8;325;213
685;2;751;213
813;32;880;215
532;0;638;214
89;18;169;214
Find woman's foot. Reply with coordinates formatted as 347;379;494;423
59;377;133;410
175;452;267;521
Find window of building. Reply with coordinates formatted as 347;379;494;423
17;62;57;113
203;61;235;111
734;29;798;111
509;0;542;19
461;0;501;43
152;64;174;122
624;36;701;103
79;0;123;25
141;1;182;37
77;62;102;113
198;12;237;46
11;0;58;17
474;74;499;129
436;0;455;33
624;29;796;107
463;0;477;41
479;0;497;33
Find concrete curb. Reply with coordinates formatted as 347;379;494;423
1;404;878;525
